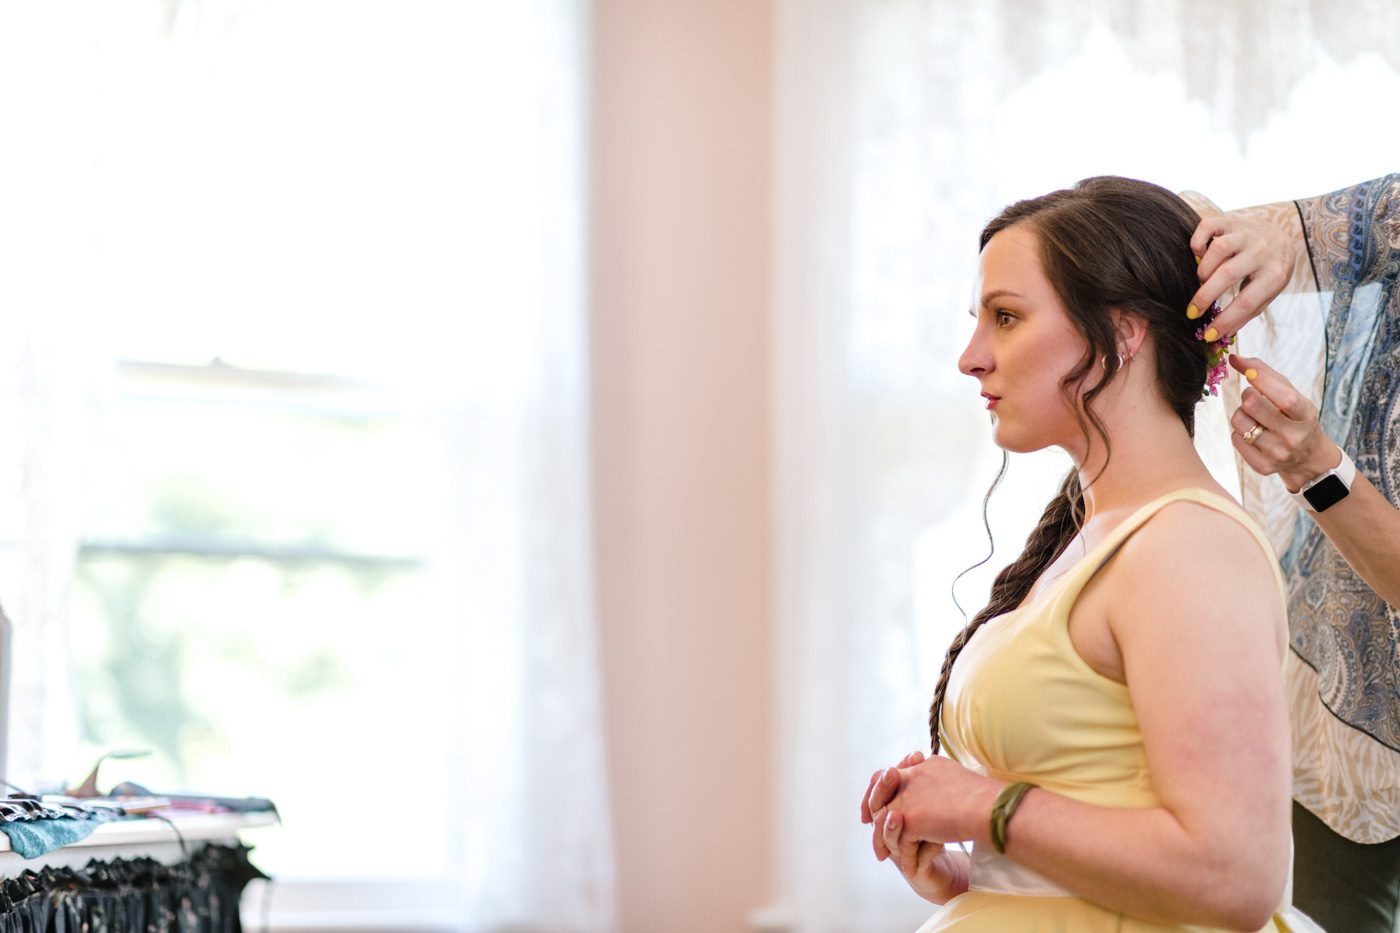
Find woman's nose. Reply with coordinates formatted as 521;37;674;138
958;329;991;378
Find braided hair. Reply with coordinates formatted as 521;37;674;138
928;176;1208;752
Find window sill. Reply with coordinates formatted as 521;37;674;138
246;877;465;933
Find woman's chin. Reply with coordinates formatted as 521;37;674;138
991;424;1046;454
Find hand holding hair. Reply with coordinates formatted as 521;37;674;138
1188;213;1293;340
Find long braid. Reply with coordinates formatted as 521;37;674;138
928;471;1085;752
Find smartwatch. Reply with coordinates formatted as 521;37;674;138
1292;448;1357;513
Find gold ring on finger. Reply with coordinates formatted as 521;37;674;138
1242;423;1264;446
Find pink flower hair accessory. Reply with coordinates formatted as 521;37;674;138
1196;301;1235;398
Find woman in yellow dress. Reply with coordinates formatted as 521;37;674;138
860;177;1314;931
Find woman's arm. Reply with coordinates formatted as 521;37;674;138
1304;470;1400;608
883;505;1291;929
1229;353;1400;607
1197;176;1400;607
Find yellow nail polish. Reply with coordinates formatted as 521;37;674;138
1245;368;1258;380
1203;327;1218;342
1194;255;1201;265
1186;304;1201;319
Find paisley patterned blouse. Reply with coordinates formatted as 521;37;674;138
1190;175;1400;843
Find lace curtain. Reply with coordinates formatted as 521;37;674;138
0;2;614;930
772;1;1400;928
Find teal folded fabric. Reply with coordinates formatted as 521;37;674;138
0;813;118;859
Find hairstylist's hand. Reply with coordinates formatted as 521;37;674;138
861;750;923;860
1189;212;1293;338
1228;354;1341;492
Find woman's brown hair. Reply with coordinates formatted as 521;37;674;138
929;176;1209;752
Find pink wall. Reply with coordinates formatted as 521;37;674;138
590;1;775;930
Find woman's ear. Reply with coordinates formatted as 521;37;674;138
1111;310;1149;361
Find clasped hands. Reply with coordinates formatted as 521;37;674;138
858;750;998;903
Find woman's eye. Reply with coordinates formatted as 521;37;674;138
995;310;1016;327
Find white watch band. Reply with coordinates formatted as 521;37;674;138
1292;448;1357;513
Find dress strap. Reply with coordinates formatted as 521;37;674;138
1059;488;1287;607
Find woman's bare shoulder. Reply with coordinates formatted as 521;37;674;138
1120;498;1276;580
1109;498;1286;644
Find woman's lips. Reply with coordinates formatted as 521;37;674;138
982;392;1001;410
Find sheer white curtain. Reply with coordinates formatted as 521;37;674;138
772;1;1400;929
0;53;116;795
0;2;614;930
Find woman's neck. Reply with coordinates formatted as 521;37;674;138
1069;397;1218;523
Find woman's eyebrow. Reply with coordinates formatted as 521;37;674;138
980;288;1023;307
970;289;1025;315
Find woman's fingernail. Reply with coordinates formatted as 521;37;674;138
1203;327;1219;342
1186;304;1202;319
1194;255;1201;265
1245;368;1258;380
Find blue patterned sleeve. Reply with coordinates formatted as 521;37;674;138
1297;174;1400;311
1294;175;1400;513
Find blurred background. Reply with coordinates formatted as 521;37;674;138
0;0;1396;931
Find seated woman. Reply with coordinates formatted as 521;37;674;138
860;176;1310;931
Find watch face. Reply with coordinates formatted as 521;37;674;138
1303;474;1349;512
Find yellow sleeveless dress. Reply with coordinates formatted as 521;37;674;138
918;488;1316;933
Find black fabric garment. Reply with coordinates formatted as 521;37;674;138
1294;801;1400;933
0;843;266;933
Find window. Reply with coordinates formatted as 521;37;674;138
71;361;462;882
0;2;608;929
